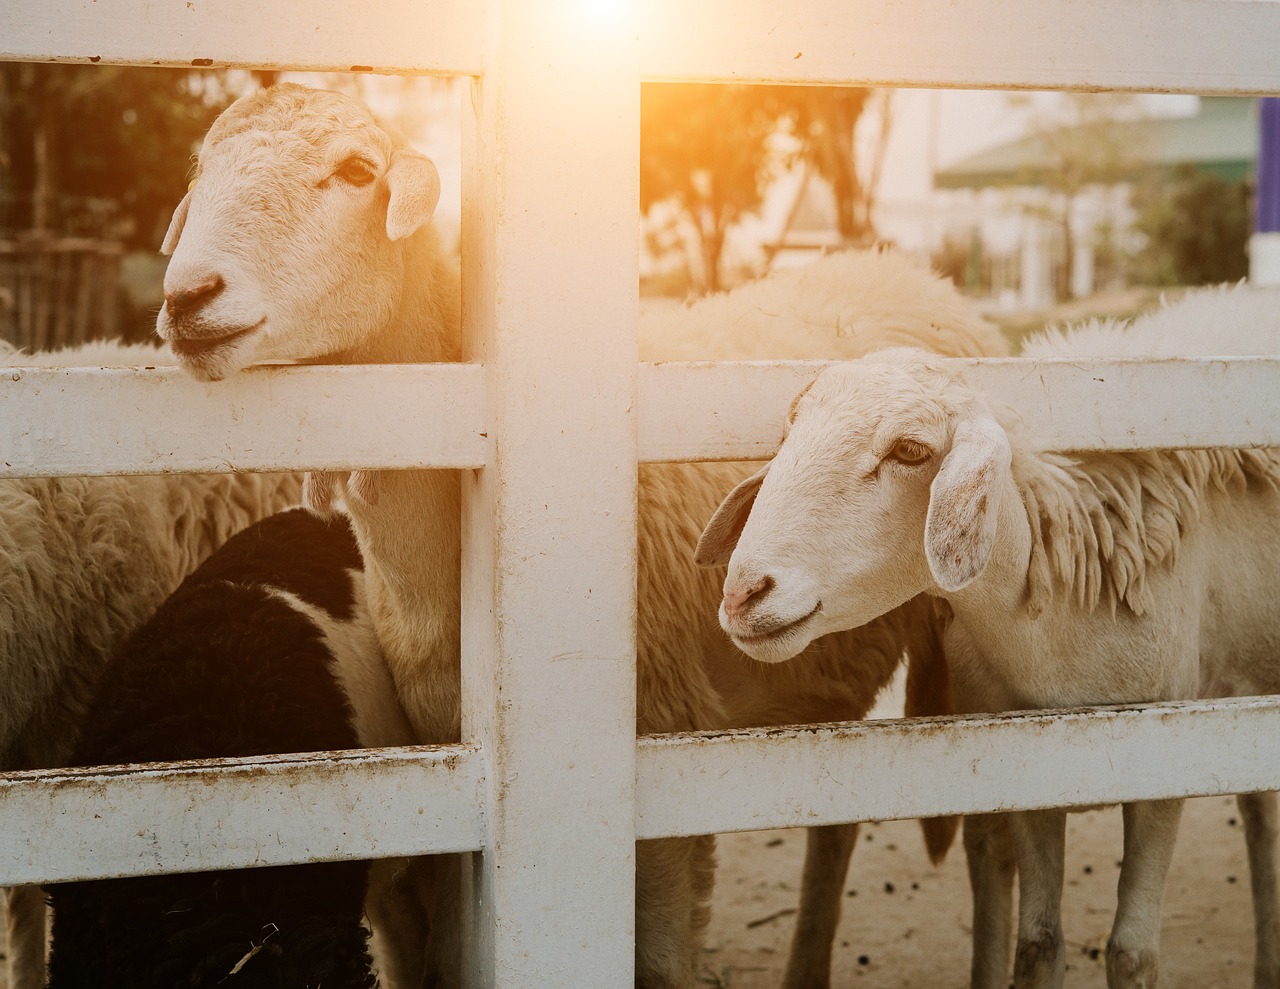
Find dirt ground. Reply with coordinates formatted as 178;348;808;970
704;798;1255;989
703;678;1260;989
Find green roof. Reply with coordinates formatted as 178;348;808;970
935;96;1258;189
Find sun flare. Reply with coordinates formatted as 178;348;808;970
579;0;631;30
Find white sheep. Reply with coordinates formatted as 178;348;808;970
696;283;1280;989
156;82;1008;988
0;338;302;989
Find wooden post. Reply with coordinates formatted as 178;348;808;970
459;1;640;984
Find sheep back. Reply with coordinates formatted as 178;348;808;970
45;508;381;989
638;249;1009;363
1009;283;1280;616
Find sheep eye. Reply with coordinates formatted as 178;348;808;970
333;156;377;187
887;439;931;466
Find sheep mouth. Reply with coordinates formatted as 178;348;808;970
168;321;264;361
730;602;822;648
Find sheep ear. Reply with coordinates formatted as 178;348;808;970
695;464;769;567
160;192;192;256
924;411;1010;592
385;148;441;241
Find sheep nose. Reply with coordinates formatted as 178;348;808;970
723;575;774;618
164;274;224;319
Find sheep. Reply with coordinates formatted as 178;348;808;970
0;338;302;989
638;247;1005;364
155;82;1008;988
695;282;1280;989
44;506;420;988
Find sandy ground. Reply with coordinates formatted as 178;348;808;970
704;796;1256;989
703;674;1259;989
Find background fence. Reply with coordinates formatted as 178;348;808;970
0;238;121;350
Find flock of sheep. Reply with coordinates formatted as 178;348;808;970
2;81;1276;989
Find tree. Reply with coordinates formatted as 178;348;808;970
0;64;244;249
781;86;879;244
1131;164;1251;286
1007;92;1150;299
640;83;875;294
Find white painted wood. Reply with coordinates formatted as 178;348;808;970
643;356;1280;461
9;0;1280;93
4;357;1278;478
639;0;1280;91
636;696;1280;839
457;2;639;985
0;745;484;885
0;0;483;75
4;692;1277;886
0;363;487;477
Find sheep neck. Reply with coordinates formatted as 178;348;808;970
341;226;466;743
937;471;1041;690
352;468;463;743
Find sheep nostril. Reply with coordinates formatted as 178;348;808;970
723;575;774;618
164;274;225;318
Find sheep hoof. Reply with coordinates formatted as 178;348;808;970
1106;943;1158;988
1013;929;1065;988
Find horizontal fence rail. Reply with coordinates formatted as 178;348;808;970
0;0;485;75
640;356;1280;462
0;363;487;476
6;695;1280;885
4;357;1279;477
0;745;485;885
8;0;1280;93
636;696;1280;838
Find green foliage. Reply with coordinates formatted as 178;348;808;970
0;64;241;249
640;83;872;293
1131;164;1251;286
640;83;787;292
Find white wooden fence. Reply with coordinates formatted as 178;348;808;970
3;1;1280;985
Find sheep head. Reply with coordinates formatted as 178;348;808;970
157;84;442;381
695;349;1011;662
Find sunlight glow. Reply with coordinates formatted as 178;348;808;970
579;0;631;30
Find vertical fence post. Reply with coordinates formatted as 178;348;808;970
459;1;640;984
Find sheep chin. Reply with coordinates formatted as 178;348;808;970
168;322;266;381
725;606;821;664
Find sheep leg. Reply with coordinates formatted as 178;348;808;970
1106;798;1183;989
635;834;715;989
1009;807;1067;989
964;813;1017;989
1237;791;1280;989
421;852;464;989
365;857;431;989
4;884;47;989
780;823;859;989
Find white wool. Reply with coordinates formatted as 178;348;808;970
1022;281;1280;358
641;248;1008;362
1012;283;1280;615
